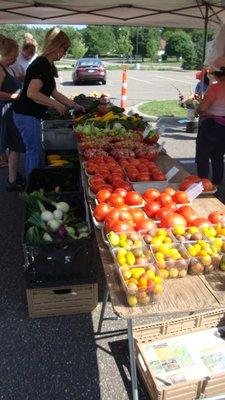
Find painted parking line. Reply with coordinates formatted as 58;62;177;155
128;76;156;85
154;74;194;84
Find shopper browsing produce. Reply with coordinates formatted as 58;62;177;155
0;34;26;191
12;27;84;178
9;33;38;82
196;68;225;185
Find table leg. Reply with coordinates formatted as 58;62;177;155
97;286;109;333
127;318;139;400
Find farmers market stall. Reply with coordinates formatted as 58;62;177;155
19;91;225;399
71;99;225;399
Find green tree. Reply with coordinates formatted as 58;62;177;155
81;26;117;56
71;40;87;59
117;28;133;57
182;43;196;69
146;38;159;61
130;27;161;60
165;30;195;62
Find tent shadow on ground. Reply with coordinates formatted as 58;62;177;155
108;339;149;400
0;169;101;400
62;81;105;87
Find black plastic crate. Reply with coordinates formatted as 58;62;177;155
42;127;77;150
44;149;79;168
27;167;81;193
22;192;93;284
23;233;95;284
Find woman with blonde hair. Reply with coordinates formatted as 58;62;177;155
10;33;38;81
0;34;25;190
12;27;84;179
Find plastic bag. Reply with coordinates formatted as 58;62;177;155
204;24;225;68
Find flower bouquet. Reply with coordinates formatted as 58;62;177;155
179;92;200;110
176;88;200;121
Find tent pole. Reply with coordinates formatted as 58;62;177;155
202;2;209;67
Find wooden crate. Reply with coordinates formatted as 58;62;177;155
26;283;98;318
134;309;225;400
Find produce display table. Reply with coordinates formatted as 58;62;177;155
81;152;225;400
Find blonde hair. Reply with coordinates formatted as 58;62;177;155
22;33;38;52
41;27;70;77
0;34;19;58
42;27;70;56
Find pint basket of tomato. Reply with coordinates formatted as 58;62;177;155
150;242;190;279
119;265;164;307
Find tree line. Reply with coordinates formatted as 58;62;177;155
0;24;213;69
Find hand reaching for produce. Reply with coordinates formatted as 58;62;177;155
73;102;85;114
54;101;67;116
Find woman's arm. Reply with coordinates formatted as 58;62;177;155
27;79;67;115
198;96;213;114
0;66;19;101
52;88;85;112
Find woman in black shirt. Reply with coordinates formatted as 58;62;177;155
13;27;84;178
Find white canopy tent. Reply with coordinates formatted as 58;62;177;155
0;0;224;28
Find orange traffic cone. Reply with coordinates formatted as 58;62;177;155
120;66;128;109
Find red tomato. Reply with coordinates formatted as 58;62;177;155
89;175;105;186
104;206;132;225
86;164;96;175
93;203;112;222
177;205;198;225
107;193;125;207
117;182;133;192
119;159;129;168
142;188;160;202
91;182;106;194
199;178;213;191
136;164;148;172
125;191;143;206
108;173;124;185
136;172;151;181
185;175;200;182
192;218;209;227
158;193;172;206
152;172;166;181
96;189;112;203
113;188;128;197
172;191;190;204
163;187;176;196
160;213;187;228
112;179;128;189
134;218;157;232
129;208;146;223
96;184;113;192
179;180;192;191
208;211;225;224
155;206;175;220
127;171;138;181
110;220;134;233
97;170;111;180
144;201;160;218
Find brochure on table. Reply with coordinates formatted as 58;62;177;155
141;326;225;388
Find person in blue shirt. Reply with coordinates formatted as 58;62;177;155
195;71;209;97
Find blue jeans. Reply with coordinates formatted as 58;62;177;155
13;112;43;177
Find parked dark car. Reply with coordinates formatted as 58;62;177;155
72;58;107;85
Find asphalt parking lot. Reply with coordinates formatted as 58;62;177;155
1;70;225;400
57;69;197;107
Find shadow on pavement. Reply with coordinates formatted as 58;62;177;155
0;169;101;400
109;339;149;400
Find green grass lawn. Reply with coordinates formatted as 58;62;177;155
138;100;187;117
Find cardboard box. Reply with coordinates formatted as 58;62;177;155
26;282;98;318
134;309;225;400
